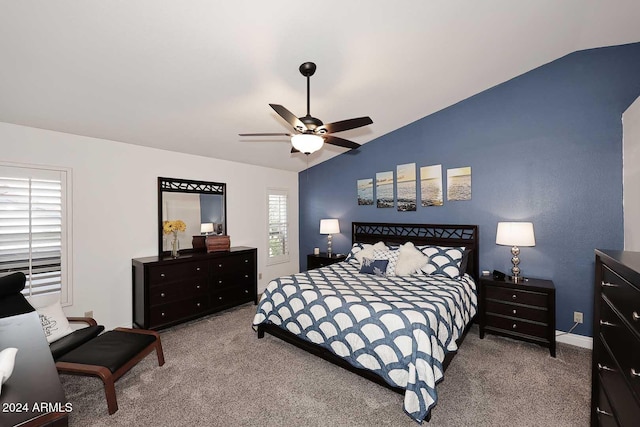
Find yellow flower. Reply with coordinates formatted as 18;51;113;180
163;220;187;235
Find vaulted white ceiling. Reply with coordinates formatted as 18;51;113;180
1;1;639;172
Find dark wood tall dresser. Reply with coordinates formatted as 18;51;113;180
132;247;257;330
592;249;640;426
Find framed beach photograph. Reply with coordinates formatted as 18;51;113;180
357;178;374;205
447;166;472;201
376;171;394;208
396;163;416;211
420;164;443;206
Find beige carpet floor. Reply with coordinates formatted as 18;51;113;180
60;303;591;426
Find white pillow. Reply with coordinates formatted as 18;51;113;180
36;300;74;343
354;241;387;266
395;242;430;276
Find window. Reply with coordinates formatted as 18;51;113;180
0;163;72;304
267;189;289;265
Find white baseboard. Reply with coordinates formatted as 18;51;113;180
556;331;593;349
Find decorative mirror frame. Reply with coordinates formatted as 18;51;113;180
158;177;227;256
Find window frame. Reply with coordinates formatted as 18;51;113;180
0;162;73;306
266;188;289;266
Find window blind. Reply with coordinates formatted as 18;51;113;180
0;166;68;298
267;190;289;264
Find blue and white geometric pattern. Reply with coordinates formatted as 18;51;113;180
253;262;477;423
372;248;400;276
344;242;367;264
417;246;466;278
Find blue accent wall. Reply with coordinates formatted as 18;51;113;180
298;42;640;337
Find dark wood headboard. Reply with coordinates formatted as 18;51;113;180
352;222;479;281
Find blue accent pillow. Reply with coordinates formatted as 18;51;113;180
359;257;389;276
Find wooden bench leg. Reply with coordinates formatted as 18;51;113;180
103;376;118;415
155;338;165;366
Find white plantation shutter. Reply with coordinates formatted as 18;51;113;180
267;189;289;264
0;164;72;303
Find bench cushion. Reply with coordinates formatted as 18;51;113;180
56;330;156;373
50;325;104;360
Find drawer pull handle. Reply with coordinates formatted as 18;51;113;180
512;323;517;329
218;296;223;300
512;294;517;300
196;302;201;307
244;259;248;263
244;289;249;293
160;292;165;298
196;285;201;289
601;281;618;288
633;311;640;321
598;363;615;372
600;320;617;327
218;264;222;267
512;309;517;315
196;267;201;271
160;273;165;278
161;312;166;317
631;368;640;378
244;274;249;278
596;407;613;417
218;280;223;284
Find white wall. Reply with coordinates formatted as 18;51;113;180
1;122;299;329
623;96;640;251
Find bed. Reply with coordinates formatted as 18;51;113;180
253;222;479;423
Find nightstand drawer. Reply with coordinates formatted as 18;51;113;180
484;299;548;323
597;335;638;427
485;314;548;339
485;286;547;308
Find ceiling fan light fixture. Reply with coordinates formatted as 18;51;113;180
291;134;324;154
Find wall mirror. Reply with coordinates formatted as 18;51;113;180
158;177;227;256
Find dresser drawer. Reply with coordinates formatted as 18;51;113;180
599;298;640;403
210;254;254;276
485;286;547;308
596;335;638;427
484;299;548;323
601;264;640;338
596;382;619;427
485;314;548;339
211;286;254;308
149;283;184;306
149;302;187;326
148;261;208;285
211;270;254;289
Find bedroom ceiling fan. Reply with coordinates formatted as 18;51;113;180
239;62;373;154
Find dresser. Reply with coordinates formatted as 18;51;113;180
591;249;640;426
132;247;257;330
479;276;556;357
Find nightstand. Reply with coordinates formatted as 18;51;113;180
307;253;346;270
479;276;556;357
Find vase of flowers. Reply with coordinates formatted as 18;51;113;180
163;219;186;258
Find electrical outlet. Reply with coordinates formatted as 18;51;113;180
573;311;583;324
84;310;93;318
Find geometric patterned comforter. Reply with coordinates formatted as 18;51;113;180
252;262;478;423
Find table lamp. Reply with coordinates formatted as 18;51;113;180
496;221;536;283
320;219;340;256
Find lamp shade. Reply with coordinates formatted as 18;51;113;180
320;219;340;234
200;223;214;234
496;222;536;247
291;134;324;154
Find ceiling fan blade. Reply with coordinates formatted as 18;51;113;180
324;135;360;150
239;133;292;137
317;116;372;134
269;104;308;132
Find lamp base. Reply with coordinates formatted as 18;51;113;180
510;275;526;283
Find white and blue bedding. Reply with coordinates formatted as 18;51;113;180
252;261;477;422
